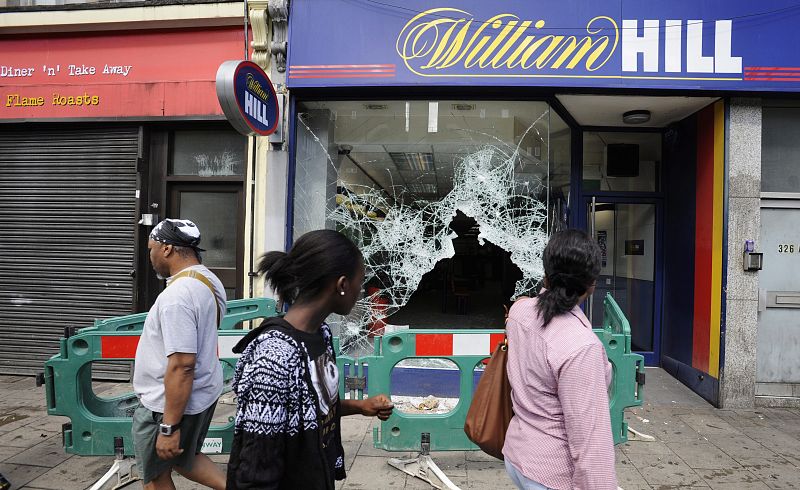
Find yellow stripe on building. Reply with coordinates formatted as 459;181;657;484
709;101;725;379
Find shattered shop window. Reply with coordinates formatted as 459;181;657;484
293;100;556;354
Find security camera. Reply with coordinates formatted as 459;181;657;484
338;144;353;155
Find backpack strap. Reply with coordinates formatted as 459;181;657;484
169;270;222;327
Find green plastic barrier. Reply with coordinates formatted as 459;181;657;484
343;293;644;452
599;293;647;443
43;298;279;457
45;294;643;457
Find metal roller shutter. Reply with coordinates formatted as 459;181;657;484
0;127;140;378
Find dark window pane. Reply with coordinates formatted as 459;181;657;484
762;107;800;193
179;191;237;268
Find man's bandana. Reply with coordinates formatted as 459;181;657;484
149;219;205;251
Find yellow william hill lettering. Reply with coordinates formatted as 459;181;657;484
246;74;269;103
396;8;618;75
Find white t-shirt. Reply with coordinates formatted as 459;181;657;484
133;265;225;414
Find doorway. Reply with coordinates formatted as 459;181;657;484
756;201;800;395
585;199;662;364
169;184;244;300
138;126;248;307
579;128;664;365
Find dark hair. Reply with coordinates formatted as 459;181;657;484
173;245;202;263
537;229;601;327
257;229;363;304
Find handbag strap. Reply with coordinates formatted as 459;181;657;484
169;269;222;327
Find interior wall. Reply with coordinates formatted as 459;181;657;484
662;115;698;367
661;101;725;406
294;109;338;236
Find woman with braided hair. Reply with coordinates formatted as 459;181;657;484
503;229;617;490
226;229;394;489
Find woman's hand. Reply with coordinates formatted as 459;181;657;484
360;394;394;420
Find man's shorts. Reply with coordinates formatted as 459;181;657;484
132;402;217;483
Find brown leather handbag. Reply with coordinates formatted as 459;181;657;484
464;337;513;460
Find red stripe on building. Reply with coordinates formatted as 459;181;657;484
692;106;714;372
288;73;396;79
101;336;140;359
745;77;800;82
290;64;395;69
744;66;800;71
289;69;396;74
744;72;800;77
416;334;453;356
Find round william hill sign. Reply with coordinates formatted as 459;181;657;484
216;60;279;137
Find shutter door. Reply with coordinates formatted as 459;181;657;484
0;127;139;379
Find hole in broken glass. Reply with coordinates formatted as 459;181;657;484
385;212;523;329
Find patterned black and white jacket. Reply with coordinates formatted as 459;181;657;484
226;317;345;490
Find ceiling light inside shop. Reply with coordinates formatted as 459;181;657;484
407;183;438;194
428;101;439;132
622;110;651;124
452;103;476;111
389;152;435;171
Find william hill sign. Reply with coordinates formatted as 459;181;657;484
216;60;279;137
287;0;800;92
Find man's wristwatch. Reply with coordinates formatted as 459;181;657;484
158;421;181;436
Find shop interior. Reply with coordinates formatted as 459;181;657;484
293;94;719;362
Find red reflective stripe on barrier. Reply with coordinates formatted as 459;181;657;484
101;336;140;358
415;334;453;356
490;333;505;352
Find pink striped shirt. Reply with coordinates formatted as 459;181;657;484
502;297;617;490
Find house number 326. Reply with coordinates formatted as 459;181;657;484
778;244;796;253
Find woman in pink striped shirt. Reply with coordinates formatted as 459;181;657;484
503;229;617;490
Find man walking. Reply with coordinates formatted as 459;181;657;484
132;219;226;490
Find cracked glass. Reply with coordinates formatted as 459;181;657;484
293;100;568;354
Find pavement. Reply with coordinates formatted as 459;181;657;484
1;368;800;489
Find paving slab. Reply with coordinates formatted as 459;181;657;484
697;468;771;490
737;425;800;458
5;438;72;468
627;452;708;487
23;455;109;490
702;433;770;460
677;413;741;438
465;461;518;490
0;413;34;435
0;445;19;463
0;462;51;489
737;456;800;489
0;428;58;450
621;440;675;456
615;464;651;489
339;454;406;489
666;441;739;470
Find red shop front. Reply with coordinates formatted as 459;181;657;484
0;27;249;377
